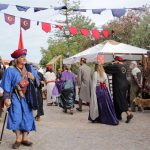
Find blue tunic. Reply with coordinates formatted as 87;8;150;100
1;66;36;132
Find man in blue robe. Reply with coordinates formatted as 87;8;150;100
1;49;36;149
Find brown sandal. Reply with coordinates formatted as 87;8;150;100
125;114;133;123
63;109;67;113
12;141;21;149
21;140;33;146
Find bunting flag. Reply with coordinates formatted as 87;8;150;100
131;7;145;11
42;22;51;33
54;6;67;10
34;7;48;12
4;14;15;25
111;9;126;18
18;29;24;49
0;3;145;17
102;30;109;38
0;4;9;11
91;29;100;39
69;26;78;35
73;9;86;12
92;9;106;14
16;5;30;11
80;28;89;37
3;12;110;39
37;21;40;26
97;54;105;64
21;18;31;30
55;25;63;30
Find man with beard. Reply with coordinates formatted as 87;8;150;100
1;49;36;149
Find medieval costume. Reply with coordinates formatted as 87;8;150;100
0;69;4;119
104;56;133;122
89;65;119;125
1;49;36;149
44;66;56;106
77;57;92;111
59;66;76;114
129;61;142;111
36;71;44;120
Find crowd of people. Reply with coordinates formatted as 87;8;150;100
0;49;148;149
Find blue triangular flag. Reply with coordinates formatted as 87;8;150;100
54;6;67;10
16;5;30;11
34;7;48;12
92;9;106;14
111;9;126;18
73;9;86;12
0;4;9;11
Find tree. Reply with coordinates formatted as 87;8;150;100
105;6;149;45
130;13;150;49
40;0;99;67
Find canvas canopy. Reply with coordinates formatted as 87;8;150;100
63;40;148;64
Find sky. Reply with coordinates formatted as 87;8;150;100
0;0;149;63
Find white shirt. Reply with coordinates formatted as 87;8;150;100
44;72;56;82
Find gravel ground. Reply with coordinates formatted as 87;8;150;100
0;101;150;150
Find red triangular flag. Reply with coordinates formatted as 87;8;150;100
92;29;100;39
55;25;63;30
69;26;78;35
18;29;24;49
80;28;89;37
103;30;109;38
42;22;51;33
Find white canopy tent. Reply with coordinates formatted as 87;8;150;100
63;40;149;64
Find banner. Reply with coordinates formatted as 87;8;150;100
69;26;78;35
21;18;31;30
80;28;89;37
4;14;15;25
92;29;100;39
97;54;105;64
42;22;51;33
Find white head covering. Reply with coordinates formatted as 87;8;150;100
131;61;137;66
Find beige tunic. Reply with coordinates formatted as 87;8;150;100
77;64;92;102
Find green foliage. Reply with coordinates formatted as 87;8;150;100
130;14;150;49
40;14;98;67
105;6;150;49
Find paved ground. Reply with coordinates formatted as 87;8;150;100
0;101;150;150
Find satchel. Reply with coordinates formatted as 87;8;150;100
25;64;39;110
25;78;38;110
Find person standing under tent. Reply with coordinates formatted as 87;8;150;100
104;56;133;123
44;65;57;106
129;61;142;111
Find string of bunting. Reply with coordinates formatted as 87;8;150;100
1;12;110;39
0;3;146;18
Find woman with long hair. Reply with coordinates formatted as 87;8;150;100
89;64;119;125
